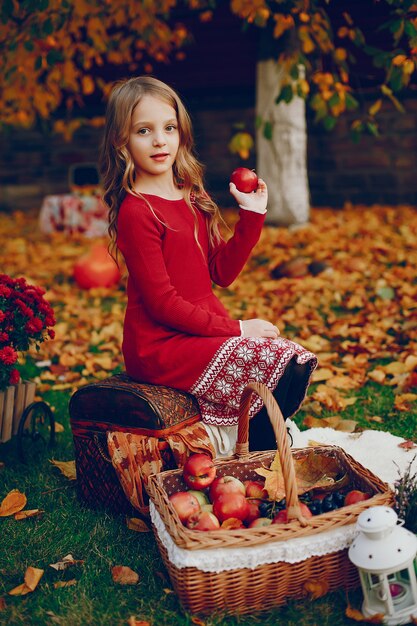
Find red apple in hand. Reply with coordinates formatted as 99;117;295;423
230;167;258;193
186;510;220;531
213;492;250;522
344;490;371;506
168;491;200;524
183;453;216;490
209;475;245;502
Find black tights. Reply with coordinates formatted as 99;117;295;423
248;357;309;451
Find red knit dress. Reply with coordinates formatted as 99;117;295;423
117;192;317;426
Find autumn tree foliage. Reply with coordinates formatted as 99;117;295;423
1;0;416;141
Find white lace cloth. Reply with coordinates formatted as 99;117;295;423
150;504;358;573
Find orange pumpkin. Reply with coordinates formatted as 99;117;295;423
73;244;121;289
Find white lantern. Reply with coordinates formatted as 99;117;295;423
349;506;417;626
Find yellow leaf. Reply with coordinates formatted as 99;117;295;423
127;619;151;626
53;579;77;589
9;567;44;596
0;489;27;517
111;566;139;585
368;369;386;383
369;99;382;117
126;517;151;532
14;509;44;520
312;367;333;382
49;459;77;481
303;578;330;599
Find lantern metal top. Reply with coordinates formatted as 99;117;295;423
349;506;417;572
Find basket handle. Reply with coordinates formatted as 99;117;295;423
236;382;306;525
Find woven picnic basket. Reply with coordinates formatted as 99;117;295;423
147;382;394;615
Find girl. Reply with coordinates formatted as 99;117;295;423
100;76;317;456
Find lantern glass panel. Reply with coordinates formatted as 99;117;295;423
387;569;413;610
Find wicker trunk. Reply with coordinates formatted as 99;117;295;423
0;380;36;443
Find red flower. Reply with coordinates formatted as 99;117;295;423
0;311;5;323
25;318;44;333
0;332;9;343
9;369;20;385
48;328;55;339
0;346;18;365
0;285;11;297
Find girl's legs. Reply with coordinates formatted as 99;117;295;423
248;357;309;451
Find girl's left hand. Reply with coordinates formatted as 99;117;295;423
229;178;268;214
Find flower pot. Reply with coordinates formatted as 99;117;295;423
0;380;36;443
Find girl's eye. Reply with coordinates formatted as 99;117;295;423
137;128;149;135
166;125;177;132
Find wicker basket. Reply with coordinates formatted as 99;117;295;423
147;382;394;615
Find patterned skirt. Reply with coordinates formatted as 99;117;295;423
189;336;317;427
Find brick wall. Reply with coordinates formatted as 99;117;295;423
1;97;416;212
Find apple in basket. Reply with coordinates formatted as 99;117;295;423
230;167;258;193
248;517;273;529
344;490;371;506
182;453;216;490
168;491;200;524
209;476;246;502
186;510;220;531
244;480;268;499
245;498;263;524
272;502;313;524
213;492;250;523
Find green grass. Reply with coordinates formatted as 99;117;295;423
1;379;416;626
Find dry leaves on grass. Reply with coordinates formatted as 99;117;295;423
8;567;44;596
345;604;385;623
303;415;358;432
303;579;329;599
49;554;84;571
398;440;417;450
127;618;150;626
126;517;151;532
49;459;77;480
14;509;44;520
111;566;140;585
53;580;77;589
0;490;27;517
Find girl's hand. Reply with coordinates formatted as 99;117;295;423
241;319;279;339
229;178;268;214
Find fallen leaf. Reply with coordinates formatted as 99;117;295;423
127;619;150;626
0;490;27;517
53;579;77;589
398;440;417;450
111;566;139;585
14;509;44;520
303;578;329;599
191;617;207;626
312;367;334;382
384;362;406;375
54;421;65;433
163;588;174;594
126;517;151;532
49;459;77;481
368;369;386;383
303;415;358;432
9;567;44;596
49;554;84;571
394;393;417;411
368;415;383;423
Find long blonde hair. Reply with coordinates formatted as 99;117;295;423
100;76;227;260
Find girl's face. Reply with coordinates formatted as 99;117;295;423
127;94;180;183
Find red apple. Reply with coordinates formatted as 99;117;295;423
186;510;220;531
168;491;200;524
344;490;371;506
245;498;262;524
244;480;268;499
209;475;245;502
183;453;216;490
213;492;250;522
272;502;313;524
248;517;273;529
230;167;259;193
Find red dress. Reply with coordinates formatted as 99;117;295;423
117;192;317;426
